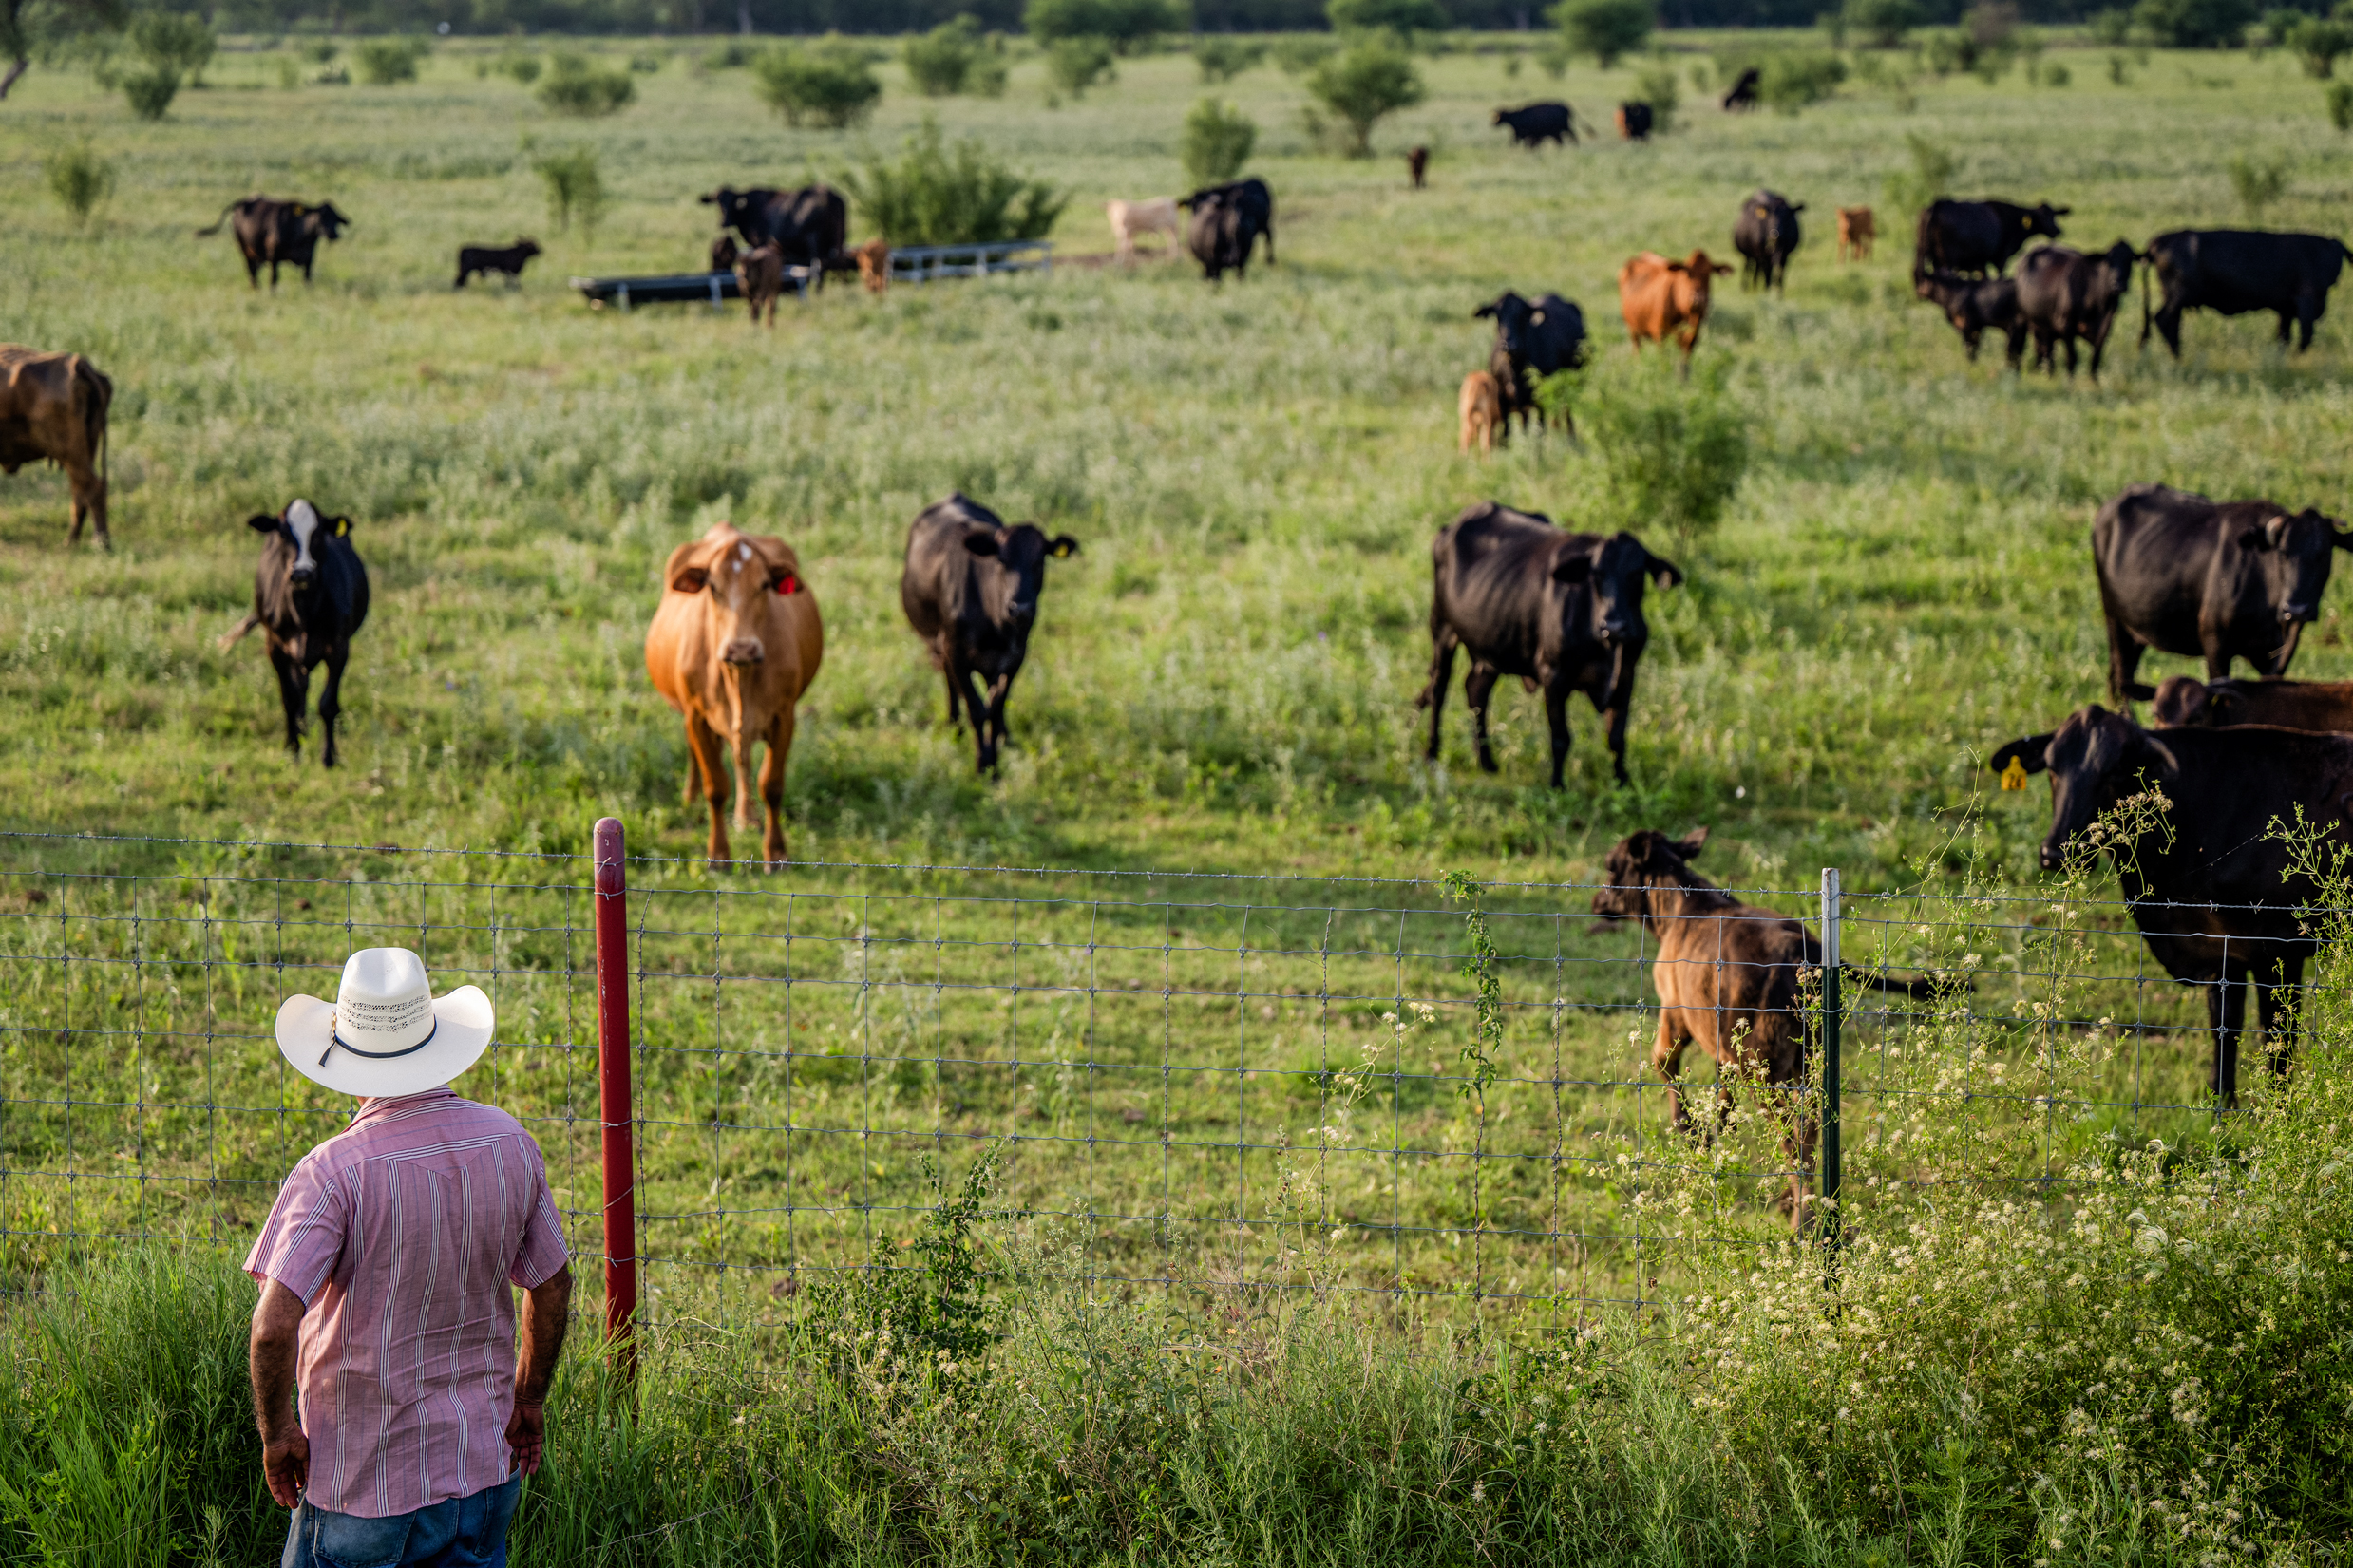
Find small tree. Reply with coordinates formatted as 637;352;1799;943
1554;0;1654;69
2135;0;2254;47
352;36;427;85
45;140;115;227
1882;130;1957;217
2331;79;2353;129
1304;38;1424;157
752;38;880;127
1045;35;1113;95
121;62;178;117
1844;0;1924;47
2293;17;2353;75
1761;51;1848;111
903;14;982;95
128;10;211;84
1180;96;1256;185
2228;153;2287;219
842;116;1067;245
538;52;635;115
1633;58;1679;130
1327;0;1448;33
531;142;608;236
1584;356;1749;555
1194;35;1264;80
1023;0;1184;52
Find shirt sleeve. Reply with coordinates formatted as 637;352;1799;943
507;1139;570;1290
243;1152;348;1305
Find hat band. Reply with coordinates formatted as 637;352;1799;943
319;1016;438;1068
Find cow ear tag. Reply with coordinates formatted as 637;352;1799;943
2000;757;2028;791
775;574;798;595
333;518;351;538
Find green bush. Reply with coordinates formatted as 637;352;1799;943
1304;37;1424;156
1023;0;1184;51
1327;0;1448;33
1882;128;1957;217
121;64;180;119
351;36;427;85
1045;34;1114;95
127;11;214;85
2290;16;2353;73
1632;59;1679;131
841;115;1067;245
44;141;116;226
1193;34;1266;80
2135;0;2254;46
903;14;984;95
1180;96;1256;186
1584;356;1748;552
2331;77;2353;126
530;142;607;236
2228;152;2287;217
1554;0;1654;68
536;52;635;115
498;51;542;84
752;39;877;126
2089;3;2135;40
1271;34;1338;72
1844;0;1924;47
1760;50;1848;110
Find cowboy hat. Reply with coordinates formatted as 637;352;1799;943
275;947;495;1099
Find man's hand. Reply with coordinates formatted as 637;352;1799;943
508;1265;572;1477
249;1278;310;1508
504;1400;546;1476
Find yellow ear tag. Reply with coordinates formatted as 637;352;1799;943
2000;757;2028;791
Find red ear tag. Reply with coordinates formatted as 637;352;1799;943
776;575;798;595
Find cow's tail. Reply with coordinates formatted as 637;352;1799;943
195;200;239;237
2138;251;2152;348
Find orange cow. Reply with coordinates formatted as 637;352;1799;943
0;345;112;548
1617;250;1735;365
644;521;824;866
1836;205;1876;262
854;238;891;293
1457;369;1502;455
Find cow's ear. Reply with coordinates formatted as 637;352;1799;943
1671;825;1709;860
246;513;280;533
2238;524;2272;552
1549;550;1593;584
962;530;1002;557
1645;552;1683;588
1714;262;1736;276
330;516;353;538
1048;535;1080;558
1472;301;1498;319
1988;735;2053;784
669;563;711;594
2330;519;2353;551
2052;206;2072;217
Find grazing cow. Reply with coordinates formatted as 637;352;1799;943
710;235;741;273
2094;482;2352;703
1911;198;2068;279
2153;674;2353;732
1615;102;1653;141
1475;291;1586;438
1836;205;1875;262
0;344;111;548
1618;250;1735;366
1733;189;1804;293
2015;240;2139;380
1913;272;2028;368
900;494;1080;774
854;238;891;293
1416;502;1682;787
1407;145;1430;188
1989;706;2353;1101
1179;178;1275;283
1721;66;1761;109
643;521;824;867
217;501;370;767
1493;102;1575;147
452;237;541;289
2141;229;2353;357
1458;370;1502;456
698;184;849;274
1592;827;1940;1229
1106;197;1183;263
734;241;786;327
196;198;352;290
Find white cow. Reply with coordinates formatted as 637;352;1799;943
1106;198;1182;264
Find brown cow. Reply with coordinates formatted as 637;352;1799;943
0;345;112;548
1406;145;1429;188
2153;673;2353;731
1617;250;1734;366
854;238;892;294
734;241;786;327
1592;827;1939;1231
644;521;824;866
1457;369;1501;455
1836;205;1876;262
710;235;742;273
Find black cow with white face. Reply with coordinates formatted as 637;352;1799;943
1416;501;1682;787
218;500;370;767
900;493;1079;774
2094;482;2351;703
1732;189;1804;293
698;185;849;274
1474;291;1586;436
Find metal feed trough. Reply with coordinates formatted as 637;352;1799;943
570;266;816;312
888;240;1053;284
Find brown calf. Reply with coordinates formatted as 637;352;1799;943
2153;674;2353;732
854;238;892;294
1617;250;1734;366
1457;370;1501;455
0;344;111;548
1407;145;1429;188
710;235;741;273
1836;205;1876;262
734;241;786;327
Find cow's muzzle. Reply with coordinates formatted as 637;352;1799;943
2039;840;2066;873
722;638;765;667
1008;599;1037;623
290;567;315;587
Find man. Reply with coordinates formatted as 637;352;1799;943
246;947;572;1568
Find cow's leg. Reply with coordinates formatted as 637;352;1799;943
983;671;1016;761
66;458;104;547
731;722;761;833
1962;325;1983;362
682;710;716;804
1596;673;1636;786
2004;323;2028;371
1416;633;1457;759
953;662;994;772
2156;305;2185;359
685;715;732;864
2201;626;2235;683
1543;683;1572;789
1463;662;1502;774
244;254;261;290
315;643;350;769
269;646;309;758
2295;296;2321;352
2209;967;2247;1105
2101;591;2149;705
1651;1011;1698;1137
758;708;793;866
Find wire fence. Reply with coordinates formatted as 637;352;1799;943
0;827;2325;1332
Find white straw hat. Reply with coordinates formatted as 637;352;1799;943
274;947;495;1099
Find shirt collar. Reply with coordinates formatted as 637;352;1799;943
348;1086;458;1130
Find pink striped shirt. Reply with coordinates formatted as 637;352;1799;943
244;1088;568;1519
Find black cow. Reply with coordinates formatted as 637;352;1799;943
1733;189;1804;293
1989;706;2353;1101
453;237;542;289
2094;482;2352;703
1493;102;1574;148
218;500;370;767
1416;502;1682;788
1721;66;1760;109
1615;102;1653;140
2141;229;2353;357
1179;178;1275;283
1912;198;2068;279
1914;271;2028;368
900;493;1079;774
1474;292;1586;438
196;198;353;290
698;185;849;275
2015;240;2138;380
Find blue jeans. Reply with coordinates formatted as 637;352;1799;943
281;1474;522;1568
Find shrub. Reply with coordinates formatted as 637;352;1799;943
1633;58;1679;131
1271;34;1338;72
531;142;607;236
128;11;214;85
1554;0;1654;68
2292;16;2353;73
1882;129;1957;217
1180;96;1256;186
1044;34;1114;94
2331;78;2353;127
1304;37;1424;157
499;51;542;84
752;39;877;127
538;52;635;116
841;116;1067;245
1761;49;1847;110
2135;0;2254;46
1194;35;1265;80
707;39;754;67
1584;356;1749;553
1966;0;2019;47
1023;0;1183;51
1533;36;1570;75
1327;0;1448;33
351;36;427;85
1845;0;1923;47
2089;3;2135;40
121;64;180;119
2228;152;2287;218
45;141;116;227
903;14;984;95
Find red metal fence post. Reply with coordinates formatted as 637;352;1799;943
592;817;638;1388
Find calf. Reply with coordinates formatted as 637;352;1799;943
2154;674;2353;731
1417;502;1681;787
1912;198;2067;279
1914;271;2027;368
901;494;1080;774
2015;240;2138;380
1615;102;1653;140
1458;370;1502;456
1721;66;1760;109
196;197;351;290
1593;827;1940;1229
2094;482;2351;701
1407;145;1429;188
1835;205;1875;261
0;344;111;548
218;500;370;767
2142;228;2353;357
1107;197;1182;263
1618;250;1734;367
854;238;891;293
1991;705;2353;1100
1733;189;1804;293
734;241;786;327
643;521;824;866
1179;178;1275;282
710;235;742;273
452;237;541;289
1475;291;1586;437
1493;102;1574;147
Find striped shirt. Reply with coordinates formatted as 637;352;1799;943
244;1088;568;1520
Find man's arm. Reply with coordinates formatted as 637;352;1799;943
504;1264;572;1476
249;1279;310;1509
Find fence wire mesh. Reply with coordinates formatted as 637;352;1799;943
0;830;2328;1330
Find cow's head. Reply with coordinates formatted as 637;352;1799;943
2150;675;2229;727
2023;202;2069;240
665;524;804;669
514;237;543;259
699;187;758;232
2233;505;2353;668
1670;250;1736;307
247;499;349;588
1552;529;1681;657
1988;705;2155;871
2091;239;2139;299
311;203;351;240
964;522;1079;632
1591;825;1710;925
